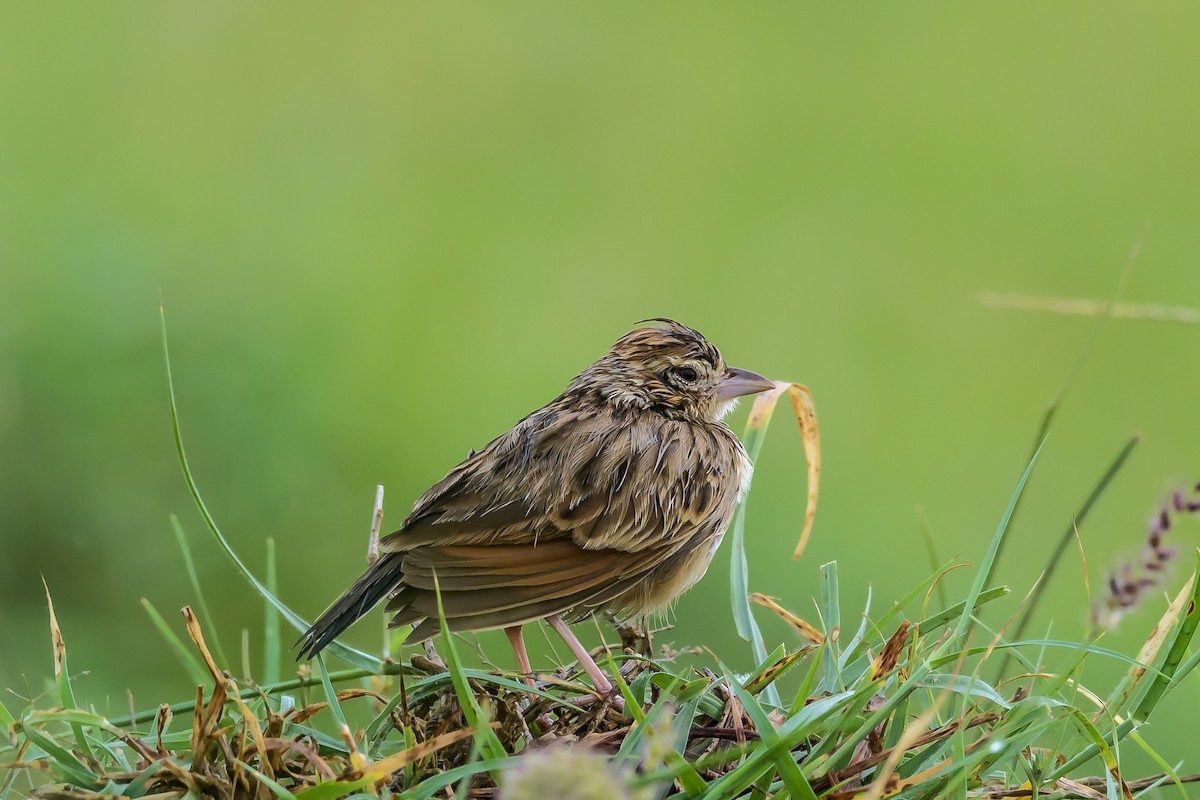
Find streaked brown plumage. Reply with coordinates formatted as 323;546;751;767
297;319;774;694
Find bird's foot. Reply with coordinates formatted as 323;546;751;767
564;679;624;714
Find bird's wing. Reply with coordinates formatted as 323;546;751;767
387;539;670;628
380;406;739;556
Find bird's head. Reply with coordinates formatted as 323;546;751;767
568;319;776;423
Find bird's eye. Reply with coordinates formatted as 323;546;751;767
674;366;699;383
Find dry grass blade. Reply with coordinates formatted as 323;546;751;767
981;292;1200;325
261;738;337;781
849;766;1200;800
1053;777;1110;800
229;690;275;783
367;484;384;565
1131;552;1200;722
1106;573;1195;718
41;579;94;761
812;713;999;792
860;705;941;800
42;579;66;681
749;593;824;644
783;383;820;559
361;725;494;780
154;705;172;754
189;681;228;773
182;606;225;683
870;622;911;679
745;381;821;559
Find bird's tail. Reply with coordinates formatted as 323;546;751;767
296;552;404;660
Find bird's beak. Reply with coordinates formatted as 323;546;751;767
714;367;776;402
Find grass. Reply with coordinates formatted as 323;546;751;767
4;307;1200;799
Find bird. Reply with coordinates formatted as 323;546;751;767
296;319;776;696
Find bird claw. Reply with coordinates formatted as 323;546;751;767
569;685;625;714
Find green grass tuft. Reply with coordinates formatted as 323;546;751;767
5;307;1200;798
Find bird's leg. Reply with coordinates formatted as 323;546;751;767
421;640;446;670
547;614;613;696
504;625;536;689
506;624;556;732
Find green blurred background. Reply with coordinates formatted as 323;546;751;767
2;2;1199;767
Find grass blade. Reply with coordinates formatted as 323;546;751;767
315;653;349;732
236;760;299;800
817;561;842;693
947;436;1046;646
264;537;282;684
1046;717;1137;782
396;758;519;800
999;435;1138;682
1062;707;1133;798
140;598;211;686
644;698;708;800
706;689;856;796
16;722;98;787
109;660;409;728
917;508;949;610
1125;729;1189;800
838;584;872;673
915;586;1011;631
616;688;671;760
42;580;93;761
123;760;164;797
431;573;507;770
170;515;230;668
930;639;1163;675
362;727;482;785
159;301;382;672
743;647;812;697
914;674;1010;709
1132;551;1200;721
723;666;818;800
729;387;781;705
986;237;1140;591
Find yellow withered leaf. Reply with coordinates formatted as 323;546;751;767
745;382;821;559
